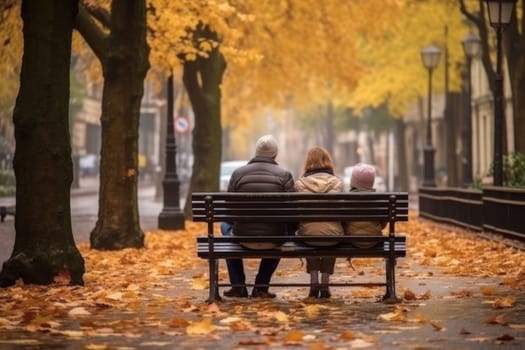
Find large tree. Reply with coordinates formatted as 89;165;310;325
181;24;225;216
75;0;150;249
459;0;525;155
0;0;84;287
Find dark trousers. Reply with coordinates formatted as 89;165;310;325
226;258;280;291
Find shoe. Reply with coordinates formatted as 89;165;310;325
308;287;320;298
319;289;331;298
251;288;276;298
223;287;248;298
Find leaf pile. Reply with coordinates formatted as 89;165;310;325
0;214;524;349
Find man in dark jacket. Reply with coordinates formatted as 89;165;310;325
224;134;295;298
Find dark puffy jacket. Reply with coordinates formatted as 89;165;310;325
228;156;295;247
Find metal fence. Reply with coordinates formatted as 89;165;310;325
419;186;525;240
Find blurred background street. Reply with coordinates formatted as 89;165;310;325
0;176;163;264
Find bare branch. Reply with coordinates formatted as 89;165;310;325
80;0;110;28
74;4;109;61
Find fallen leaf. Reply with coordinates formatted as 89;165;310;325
480;286;499;296
460;328;471;335
53;269;71;285
186;318;215;335
496;334;514;341
493;295;516;309
68;307;91;316
430;321;444;331
283;329;304;342
378;307;406;322
273;311;289;323
485;314;507;325
229;319;253;331
339;330;357;340
168;317;189;328
508;323;525;329
192;276;208;290
403;289;417;300
85;344;109;350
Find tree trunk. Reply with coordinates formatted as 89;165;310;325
325;102;334;156
506;2;525;155
89;0;150;249
182;25;225;218
395;119;409;192
0;0;84;287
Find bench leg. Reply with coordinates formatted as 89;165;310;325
206;259;222;303
383;257;400;304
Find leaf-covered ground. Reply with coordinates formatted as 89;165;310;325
0;212;524;349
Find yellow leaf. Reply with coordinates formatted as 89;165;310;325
192;276;208;290
273;311;289;323
58;330;84;338
106;292;123;301
186;318;215;335
303;304;322;318
348;338;376;348
68;307;91;316
85;344;109;350
493;296;517;309
378;307;406;322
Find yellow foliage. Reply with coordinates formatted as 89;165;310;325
349;0;471;117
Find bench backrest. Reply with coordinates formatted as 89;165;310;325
192;192;408;231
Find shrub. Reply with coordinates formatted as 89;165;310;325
503;152;525;187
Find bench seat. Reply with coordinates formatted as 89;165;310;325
192;191;408;303
196;236;406;259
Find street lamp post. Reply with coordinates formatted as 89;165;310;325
461;32;481;188
158;73;185;230
485;0;516;186
420;44;442;187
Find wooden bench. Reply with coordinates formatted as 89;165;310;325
192;192;408;303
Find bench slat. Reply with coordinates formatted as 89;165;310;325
197;241;406;259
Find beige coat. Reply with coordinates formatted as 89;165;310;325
344;188;386;248
294;172;344;246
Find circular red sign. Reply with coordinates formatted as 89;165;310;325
174;117;190;133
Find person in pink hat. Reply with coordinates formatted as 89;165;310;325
344;163;386;247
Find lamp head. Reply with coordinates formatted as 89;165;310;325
421;44;441;70
485;0;516;28
462;32;481;58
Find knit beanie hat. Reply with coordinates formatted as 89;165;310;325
350;163;375;189
255;134;278;158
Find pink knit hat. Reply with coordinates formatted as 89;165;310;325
350;163;375;189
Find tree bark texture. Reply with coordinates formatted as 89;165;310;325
182;25;226;217
0;0;85;287
506;2;525;155
88;0;150;250
395;118;408;192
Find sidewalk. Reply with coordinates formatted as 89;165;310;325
0;176;164;263
0;209;523;349
0;176;101;207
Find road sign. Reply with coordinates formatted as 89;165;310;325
174;117;190;134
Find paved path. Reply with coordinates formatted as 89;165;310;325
0;185;524;349
0;177;165;263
